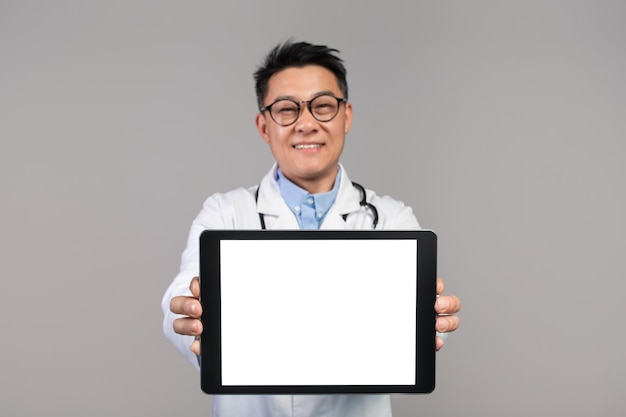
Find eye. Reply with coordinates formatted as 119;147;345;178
277;107;297;114
272;100;298;114
313;101;337;114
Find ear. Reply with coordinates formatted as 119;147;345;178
343;102;353;135
255;113;271;144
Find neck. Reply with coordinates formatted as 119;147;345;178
280;167;339;194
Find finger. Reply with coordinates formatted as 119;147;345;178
436;277;445;296
436;336;445;351
435;295;462;315
190;276;200;298
436;314;460;333
191;338;201;356
170;296;203;318
173;317;204;336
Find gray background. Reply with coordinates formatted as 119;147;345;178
1;1;624;416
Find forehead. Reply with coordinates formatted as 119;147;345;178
265;65;342;101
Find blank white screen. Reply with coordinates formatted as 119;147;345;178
220;239;417;386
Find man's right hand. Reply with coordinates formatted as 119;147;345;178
170;276;203;355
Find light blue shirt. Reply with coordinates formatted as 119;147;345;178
276;168;341;230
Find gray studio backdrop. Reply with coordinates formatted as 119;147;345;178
1;1;625;416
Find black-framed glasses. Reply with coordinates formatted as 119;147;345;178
260;93;347;126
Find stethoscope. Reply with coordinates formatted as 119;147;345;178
255;182;379;230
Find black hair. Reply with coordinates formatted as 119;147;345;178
253;40;348;110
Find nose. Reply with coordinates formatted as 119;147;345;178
295;102;318;133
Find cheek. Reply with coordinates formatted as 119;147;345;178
267;130;291;150
263;124;281;145
333;125;348;143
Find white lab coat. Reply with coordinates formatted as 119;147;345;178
162;163;420;417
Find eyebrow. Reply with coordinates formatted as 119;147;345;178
272;90;338;102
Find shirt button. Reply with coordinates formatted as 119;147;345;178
294;206;301;212
317;212;323;219
306;198;314;205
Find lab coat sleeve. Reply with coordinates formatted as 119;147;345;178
161;192;234;371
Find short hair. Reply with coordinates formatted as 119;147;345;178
253;40;348;110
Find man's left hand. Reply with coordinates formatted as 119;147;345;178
435;277;461;351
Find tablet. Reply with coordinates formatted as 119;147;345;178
199;229;437;394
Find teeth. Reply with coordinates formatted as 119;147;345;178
294;144;322;149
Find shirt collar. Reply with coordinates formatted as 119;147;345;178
276;168;341;219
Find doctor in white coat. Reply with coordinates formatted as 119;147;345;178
162;40;461;417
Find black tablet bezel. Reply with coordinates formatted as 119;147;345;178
199;229;437;394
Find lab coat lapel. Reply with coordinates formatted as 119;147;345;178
321;165;362;230
256;164;300;230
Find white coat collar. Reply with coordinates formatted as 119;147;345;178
256;163;362;230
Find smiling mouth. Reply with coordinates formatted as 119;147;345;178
294;144;323;150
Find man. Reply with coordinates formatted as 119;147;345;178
162;40;461;417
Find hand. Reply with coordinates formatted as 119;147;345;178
435;277;461;351
170;276;203;355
